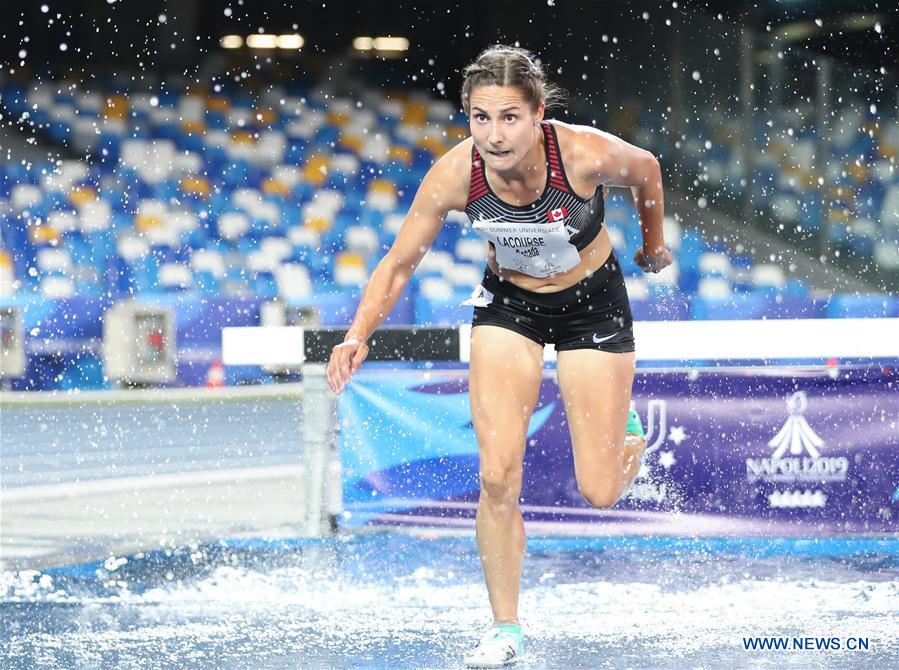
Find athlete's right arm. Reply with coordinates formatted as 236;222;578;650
327;141;471;394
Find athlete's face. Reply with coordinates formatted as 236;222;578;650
469;85;544;172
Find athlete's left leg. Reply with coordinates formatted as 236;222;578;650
555;349;643;508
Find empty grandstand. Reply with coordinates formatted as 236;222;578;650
1;1;897;390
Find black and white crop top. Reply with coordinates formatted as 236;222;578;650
463;121;605;278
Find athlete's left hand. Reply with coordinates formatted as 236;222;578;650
634;245;673;274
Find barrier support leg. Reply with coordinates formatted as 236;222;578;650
301;363;340;536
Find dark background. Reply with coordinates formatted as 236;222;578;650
3;0;896;122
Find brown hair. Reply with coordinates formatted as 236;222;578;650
460;45;567;115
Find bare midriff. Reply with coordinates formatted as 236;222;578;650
485;226;614;293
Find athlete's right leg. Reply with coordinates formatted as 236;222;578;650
469;324;544;624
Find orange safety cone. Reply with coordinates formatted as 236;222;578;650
206;359;225;388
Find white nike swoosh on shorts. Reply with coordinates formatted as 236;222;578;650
592;331;618;344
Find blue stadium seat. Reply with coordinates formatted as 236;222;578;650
825;294;896;318
690;292;768;320
630;290;691;321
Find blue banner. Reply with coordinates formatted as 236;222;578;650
339;366;899;535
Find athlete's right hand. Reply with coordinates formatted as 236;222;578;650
327;338;369;394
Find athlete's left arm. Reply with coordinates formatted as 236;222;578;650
574;127;672;273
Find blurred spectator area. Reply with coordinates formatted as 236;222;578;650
1;0;897;390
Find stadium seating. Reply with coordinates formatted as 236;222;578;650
1;77;896;389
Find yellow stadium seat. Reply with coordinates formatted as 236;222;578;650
103;95;129;120
254;108;278;126
305;217;332;233
29;226;60;245
262;178;291;198
69;186;97;207
877;143;897;161
181;176;211;198
206;96;230;113
340;134;364;153
828;208;851;223
328;110;350;126
303;156;330;186
136;213;163;232
846;162;867;183
419;137;446;156
447;124;469;141
181;120;206;134
387;146;412;163
402;102;428;126
232;130;257;145
368;179;397;196
336;251;365;268
764;141;788;163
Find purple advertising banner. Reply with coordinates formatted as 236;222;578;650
339;365;899;535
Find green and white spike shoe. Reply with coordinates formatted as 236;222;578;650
464;623;524;668
626;407;645;438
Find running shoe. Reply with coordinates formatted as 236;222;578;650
621;408;648;501
463;623;524;668
626;407;645;438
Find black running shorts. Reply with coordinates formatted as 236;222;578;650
470;254;635;353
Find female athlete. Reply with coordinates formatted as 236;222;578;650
327;45;673;667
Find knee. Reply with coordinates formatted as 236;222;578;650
479;466;522;504
578;480;622;510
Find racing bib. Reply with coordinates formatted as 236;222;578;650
471;219;581;278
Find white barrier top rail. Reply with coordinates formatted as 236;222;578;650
223;319;899;365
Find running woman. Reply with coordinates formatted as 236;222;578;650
327;45;672;667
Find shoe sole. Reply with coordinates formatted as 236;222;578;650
464;656;523;668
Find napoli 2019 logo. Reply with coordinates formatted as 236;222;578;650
745;392;849;485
